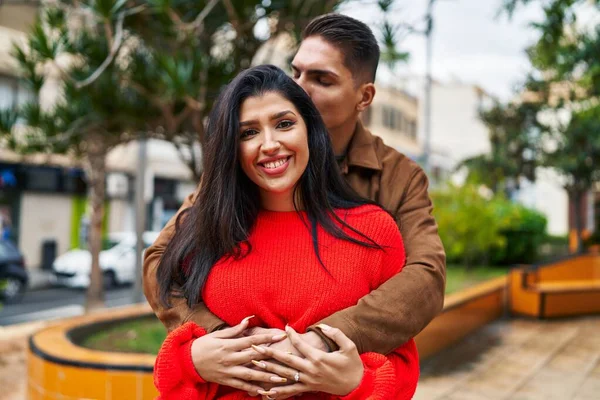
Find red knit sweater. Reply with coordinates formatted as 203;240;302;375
154;205;419;399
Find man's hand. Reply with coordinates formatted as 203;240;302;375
190;317;287;397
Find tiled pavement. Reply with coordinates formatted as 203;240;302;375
414;316;600;400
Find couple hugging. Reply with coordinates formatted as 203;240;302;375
144;13;446;400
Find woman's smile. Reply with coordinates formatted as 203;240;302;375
257;155;292;176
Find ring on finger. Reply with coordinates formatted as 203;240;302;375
294;371;300;383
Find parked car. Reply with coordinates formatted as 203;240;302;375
52;231;160;289
0;239;28;303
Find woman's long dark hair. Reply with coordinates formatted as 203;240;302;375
158;65;385;307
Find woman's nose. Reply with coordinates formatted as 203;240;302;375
261;131;281;153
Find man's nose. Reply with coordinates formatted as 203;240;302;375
296;76;311;97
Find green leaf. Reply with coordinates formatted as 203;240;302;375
92;0;119;18
111;0;128;14
29;22;56;60
0;108;18;134
45;7;66;29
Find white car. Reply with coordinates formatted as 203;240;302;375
52;231;160;289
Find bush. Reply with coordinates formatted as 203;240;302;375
432;183;547;266
432;184;505;266
539;234;569;259
490;202;548;265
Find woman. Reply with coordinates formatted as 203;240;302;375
154;65;419;399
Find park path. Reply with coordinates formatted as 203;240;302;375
415;315;600;400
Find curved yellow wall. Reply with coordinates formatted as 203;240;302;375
416;276;507;359
28;304;158;400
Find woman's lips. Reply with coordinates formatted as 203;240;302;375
258;156;291;176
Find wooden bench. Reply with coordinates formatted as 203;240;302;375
534;280;600;293
509;268;600;318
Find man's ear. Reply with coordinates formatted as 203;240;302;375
356;83;376;112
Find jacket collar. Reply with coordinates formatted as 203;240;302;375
338;120;382;174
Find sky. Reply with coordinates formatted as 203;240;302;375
340;0;546;101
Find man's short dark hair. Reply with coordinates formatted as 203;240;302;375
302;13;380;84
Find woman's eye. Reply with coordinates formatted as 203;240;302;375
240;129;258;138
277;120;295;129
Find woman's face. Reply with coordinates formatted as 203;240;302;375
238;91;309;209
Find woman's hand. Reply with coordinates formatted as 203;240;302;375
190;316;288;396
251;324;364;399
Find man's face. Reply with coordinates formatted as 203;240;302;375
291;36;363;139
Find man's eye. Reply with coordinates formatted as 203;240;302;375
277;120;295;129
318;78;332;86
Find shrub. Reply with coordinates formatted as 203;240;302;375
432;183;547;266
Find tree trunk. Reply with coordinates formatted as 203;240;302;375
571;190;584;254
85;139;107;311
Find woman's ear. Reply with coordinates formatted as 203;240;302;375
356;83;376;112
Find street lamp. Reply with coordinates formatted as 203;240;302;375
422;0;435;175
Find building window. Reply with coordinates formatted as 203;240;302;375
382;106;406;132
0;75;33;110
382;106;392;129
408;121;417;139
24;167;60;192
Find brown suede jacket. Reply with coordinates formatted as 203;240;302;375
142;121;446;355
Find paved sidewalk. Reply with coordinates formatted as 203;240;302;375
0;320;49;400
415;316;600;400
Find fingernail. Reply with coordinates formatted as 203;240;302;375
242;315;255;324
251;360;267;369
270;376;287;383
272;333;287;341
258;389;277;396
251;344;267;354
317;324;331;331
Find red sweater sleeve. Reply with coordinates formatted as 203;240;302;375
154;322;220;400
339;340;419;400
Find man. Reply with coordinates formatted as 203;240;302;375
144;12;445;396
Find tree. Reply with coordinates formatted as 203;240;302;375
460;100;540;197
495;0;600;252
0;1;405;309
1;4;152;310
544;105;600;252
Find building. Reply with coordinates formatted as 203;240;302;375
362;85;421;159
423;82;494;185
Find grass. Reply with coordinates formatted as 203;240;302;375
445;265;508;294
81;266;508;354
81;316;166;355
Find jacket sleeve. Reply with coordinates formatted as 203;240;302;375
339;340;419;400
143;185;228;334
309;167;446;354
154;322;220;400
